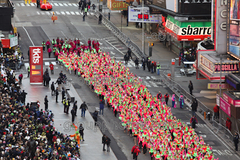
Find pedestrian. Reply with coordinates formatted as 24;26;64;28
42;41;46;51
71;108;76;124
46;39;51;50
66;98;70;114
80;101;88;117
27;66;30;77
49;63;54;74
63;98;66;113
233;132;239;151
124;53;129;64
92;110;98;126
61;87;65;103
105;136;111;152
83;14;85;21
37;0;40;8
56;77;63;90
213;104;219;119
102;134;107;151
127;48;132;59
190;115;198;129
226;118;232;131
55;87;59;103
157;91;162;100
79;123;84;141
88;39;91;48
18;73;23;84
179;94;184;109
44;95;48;111
99;99;104;115
134;58;139;69
153;61;157;73
157;62;161;75
151;61;154;73
142;57;146;70
21;90;27;104
84;6;88;16
78;0;82;9
191;98;198;116
47;47;52;58
131;144;140;160
51;82;55;96
188;80;193;95
98;14;102;24
43;72;47;86
73;101;77;116
45;74;51;87
172;94;176;108
164;93;169;105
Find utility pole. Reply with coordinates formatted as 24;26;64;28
142;0;144;54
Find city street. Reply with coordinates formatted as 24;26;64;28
12;0;240;159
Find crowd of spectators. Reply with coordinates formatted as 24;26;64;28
0;67;80;159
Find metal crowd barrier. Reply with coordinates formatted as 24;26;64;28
95;11;147;59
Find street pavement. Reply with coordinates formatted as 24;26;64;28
12;0;240;159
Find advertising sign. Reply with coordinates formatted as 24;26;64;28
151;0;177;12
208;83;231;89
223;92;240;107
229;0;240;58
220;97;231;117
1;39;10;48
107;0;132;10
10;36;18;47
128;6;161;23
29;46;43;84
165;15;211;41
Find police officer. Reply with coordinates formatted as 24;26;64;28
66;98;70;114
42;41;46;51
52;39;56;46
84;6;88;16
63;98;66;113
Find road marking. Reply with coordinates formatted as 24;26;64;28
61;11;65;15
75;11;80;15
90;12;94;16
53;3;59;6
80;12;83;15
143;81;151;88
46;12;50;15
20;3;25;6
213;149;233;156
72;3;77;7
24;63;29;69
58;3;63;6
149;81;158;87
30;3;35;6
70;11;75;15
68;3;72;6
110;51;116;55
151;76;156;79
26;3;30;6
36;11;40;15
16;3;20;6
146;76;151;80
199;135;207;138
52;62;57;65
41;12;45;15
66;11;70;15
55;11;60;15
23;26;34;46
63;3;68;6
45;62;50;66
61;31;67;38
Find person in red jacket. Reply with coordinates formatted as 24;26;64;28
131;144;140;160
213;105;219;119
226;118;232;131
49;63;54;74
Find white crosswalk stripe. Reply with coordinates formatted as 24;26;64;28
53;3;59;6
149;81;158;87
20;3;25;6
46;12;50;15
75;11;80;15
41;12;45;15
143;81;151;88
59;3;63;6
80;12;83;15
45;62;50;66
70;11;75;15
61;11;65;15
55;11;60;15
72;3;77;7
16;3;20;6
36;11;40;15
26;3;30;6
90;12;94;16
63;3;68;6
68;3;72;6
30;3;35;6
66;11;70;15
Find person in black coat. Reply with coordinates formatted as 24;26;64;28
45;75;51;87
55;87;59;103
190;115;198;129
142;57;146;70
44;95;48;111
21;90;27;104
134;58;139;69
51;82;55;96
79;123;84;141
62;87;65;102
92;110;98;126
188;80;193;95
105;136;111;152
71;108;76;123
233;132;239;151
102;134;107;151
191;98;198;116
73;101;78;116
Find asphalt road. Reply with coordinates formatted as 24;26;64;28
12;1;240;159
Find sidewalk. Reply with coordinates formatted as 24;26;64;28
22;67;117;160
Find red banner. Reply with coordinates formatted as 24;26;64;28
29;46;43;84
1;39;10;48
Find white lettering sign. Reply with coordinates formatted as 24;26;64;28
32;48;41;64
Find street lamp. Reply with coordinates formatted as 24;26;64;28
142;0;144;55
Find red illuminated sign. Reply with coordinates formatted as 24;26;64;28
1;39;10;48
138;14;149;19
29;46;43;84
215;64;239;72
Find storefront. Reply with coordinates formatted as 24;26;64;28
196;50;239;82
163;15;211;54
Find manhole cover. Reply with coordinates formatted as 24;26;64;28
72;83;81;89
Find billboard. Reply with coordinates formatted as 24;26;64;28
151;0;177;12
107;0;139;10
229;0;240;58
128;6;161;23
29;46;43;84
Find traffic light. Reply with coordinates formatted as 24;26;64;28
149;42;154;46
